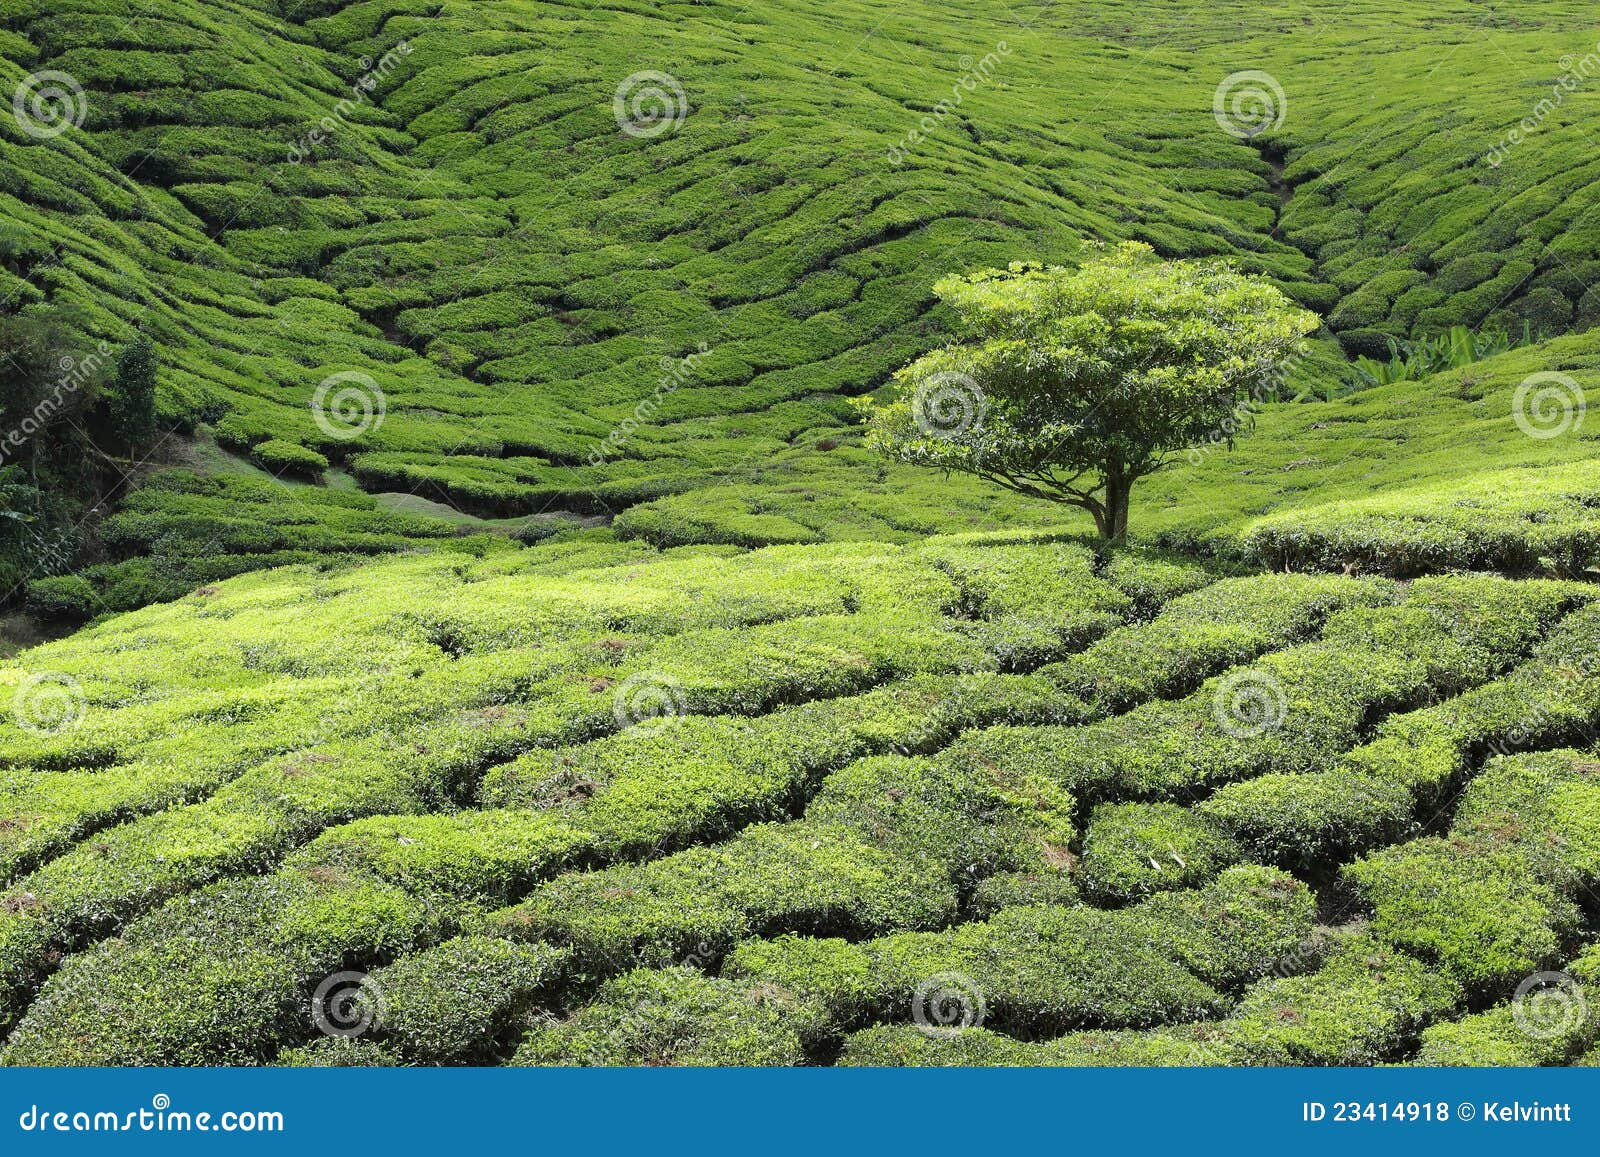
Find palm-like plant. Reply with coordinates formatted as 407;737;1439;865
1353;324;1526;387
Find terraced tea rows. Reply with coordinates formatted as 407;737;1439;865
6;0;1600;608
6;0;1600;1072
0;534;1595;1066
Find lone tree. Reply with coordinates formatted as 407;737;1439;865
859;242;1318;540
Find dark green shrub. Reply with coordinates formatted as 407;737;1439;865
968;870;1080;917
250;438;330;478
1415;944;1600;1066
841;934;1460;1067
105;333;157;450
1219;934;1463;1065
725;867;1314;1040
23;574;99;622
1199;768;1414;872
1343;840;1577;995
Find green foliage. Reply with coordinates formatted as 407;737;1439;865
839;933;1459;1067
1146;333;1600;576
250;439;330;479
7;0;1600;1072
725;866;1315;1041
0;311;103;598
1039;572;1391;711
859;245;1318;539
1343;747;1600;996
1345;840;1575;996
105;334;157;450
23;575;99;623
514;968;814;1066
486;753;1073;972
1203;598;1600;871
1079;803;1242;903
1350;325;1521;388
367;937;570;1064
1416;945;1600;1066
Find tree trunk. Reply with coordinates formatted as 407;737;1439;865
1102;471;1132;542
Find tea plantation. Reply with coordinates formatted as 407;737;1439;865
3;0;1600;1067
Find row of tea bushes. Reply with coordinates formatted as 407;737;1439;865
1203;599;1600;869
519;867;1314;1065
940;576;1589;810
837;932;1458;1066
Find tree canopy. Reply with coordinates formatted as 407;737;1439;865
859;242;1319;539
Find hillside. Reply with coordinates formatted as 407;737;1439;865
2;0;1600;1069
4;0;1600;602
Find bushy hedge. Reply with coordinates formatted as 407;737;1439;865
249;439;330;479
1039;573;1394;712
1343;748;1600;995
1203;597;1600;870
514;968;813;1067
838;933;1458;1067
724;867;1314;1042
23;575;100;623
486;754;1073;972
1415;945;1600;1066
1079;803;1242;903
947;575;1565;808
364;937;571;1065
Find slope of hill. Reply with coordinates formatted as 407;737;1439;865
4;0;1600;608
3;0;1600;1069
